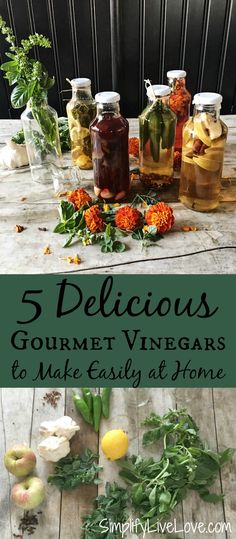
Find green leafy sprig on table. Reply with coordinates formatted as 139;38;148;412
47;449;103;490
54;190;162;253
0;16;54;108
118;409;235;533
82;482;128;539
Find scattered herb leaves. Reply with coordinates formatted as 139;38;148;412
82;482;128;539
47;449;103;490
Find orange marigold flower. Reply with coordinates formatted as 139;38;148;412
145;202;175;233
84;205;104;233
115;205;142;231
68;188;92;210
129;137;139;158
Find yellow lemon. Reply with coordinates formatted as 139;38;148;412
193;156;220;172
193;117;211;146
101;429;129;461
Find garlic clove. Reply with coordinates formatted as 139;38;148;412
39;415;80;440
38;436;70;462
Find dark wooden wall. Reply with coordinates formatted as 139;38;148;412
0;0;236;119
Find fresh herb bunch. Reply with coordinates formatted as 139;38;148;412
82;482;128;539
47;449;103;490
118;409;235;532
0;16;54;108
0;16;60;157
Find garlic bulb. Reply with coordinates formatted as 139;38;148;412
0;140;28;169
39;416;80;440
38;436;70;462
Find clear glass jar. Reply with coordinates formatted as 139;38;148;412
167;70;191;156
21;96;62;184
139;84;176;189
66;78;96;169
179;92;228;212
90;91;130;201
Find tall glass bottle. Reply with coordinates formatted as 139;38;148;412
139;84;176;189
179;92;228;212
21;95;62;184
67;78;96;169
167;70;191;156
90;91;130;201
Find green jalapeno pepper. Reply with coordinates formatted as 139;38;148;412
82;388;93;413
101;388;112;419
92;394;102;433
73;394;93;425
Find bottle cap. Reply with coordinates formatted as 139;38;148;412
95;91;120;103
167;70;186;79
70;78;91;87
193;92;222;106
146;85;170;99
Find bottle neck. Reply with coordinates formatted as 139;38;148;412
148;96;170;106
28;94;48;108
194;104;220;120
72;86;93;100
168;77;186;91
96;102;120;116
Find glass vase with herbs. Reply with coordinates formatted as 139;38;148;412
0;16;62;184
66;78;96;170
139;83;176;189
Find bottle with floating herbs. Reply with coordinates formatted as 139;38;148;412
66;78;96;169
139;83;176;190
167;69;191;158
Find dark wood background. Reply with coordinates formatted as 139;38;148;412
0;0;236;119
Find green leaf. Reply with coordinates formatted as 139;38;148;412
53;222;66;234
159;491;171;505
199;490;224;504
149;485;157;507
143;427;162;446
219;448;236;466
113;241;126;253
1;60;17;71
59;200;75;222
11;82;31;108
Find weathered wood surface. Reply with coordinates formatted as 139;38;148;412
0;117;235;274
0;388;235;538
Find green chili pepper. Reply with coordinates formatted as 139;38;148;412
92;394;102;433
82;388;93;413
73;394;93;425
101;388;112;419
139;117;150;151
161;111;176;149
148;109;162;162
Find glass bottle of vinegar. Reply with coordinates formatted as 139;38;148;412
179;93;228;212
167;70;191;155
67;78;96;169
139;85;176;189
90;91;130;201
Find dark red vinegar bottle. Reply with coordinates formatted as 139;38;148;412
90;91;130;201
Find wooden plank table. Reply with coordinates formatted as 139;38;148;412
0;388;236;538
0;117;235;274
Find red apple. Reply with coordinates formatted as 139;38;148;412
11;476;45;510
4;445;36;477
